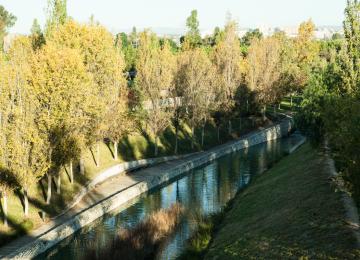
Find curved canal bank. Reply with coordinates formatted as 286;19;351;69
0;117;294;259
36;130;304;259
205;143;360;259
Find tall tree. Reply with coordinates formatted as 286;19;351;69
213;20;243;132
4;37;50;217
342;0;360;94
246;37;283;119
46;0;67;35
30;42;96;199
184;10;202;48
176;48;218;148
105;97;133;161
0;5;16;50
241;29;263;47
293;19;319;91
30;19;45;50
50;20;126;168
136;32;176;156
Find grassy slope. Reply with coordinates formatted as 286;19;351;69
0;118;258;245
205;143;360;259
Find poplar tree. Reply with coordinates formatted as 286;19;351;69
30;42;95;199
136;32;176;156
176;48;218;148
4;37;50;217
213;20;243;133
30;19;45;50
46;0;67;35
246;37;283;119
293;20;319;91
185;10;202;48
342;0;360;94
0;5;16;50
50;21;126;168
0;53;15;225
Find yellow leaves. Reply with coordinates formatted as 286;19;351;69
295;20;320;68
137;31;176;101
246;37;283;105
176;48;217;126
212;20;243;111
298;20;316;43
30;42;94;130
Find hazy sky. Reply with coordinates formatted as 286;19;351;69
1;0;347;34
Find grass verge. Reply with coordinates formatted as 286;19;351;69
181;143;360;259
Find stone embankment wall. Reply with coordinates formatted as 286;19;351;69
3;117;293;259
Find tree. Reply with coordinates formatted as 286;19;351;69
175;48;218;148
136;32;176;156
0;53;17;226
30;19;45;50
213;20;244;133
30;42;96;199
342;0;360;94
185;10;202;48
0;5;16;50
293;19;319;91
46;0;67;35
3;37;50;217
105;97;133;161
50;20;126;169
246;37;283;119
241;29;263;47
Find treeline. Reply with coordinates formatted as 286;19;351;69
296;0;360;204
0;1;318;225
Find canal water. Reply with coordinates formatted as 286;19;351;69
37;133;304;260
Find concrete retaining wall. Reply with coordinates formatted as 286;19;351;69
4;118;293;259
58;154;192;218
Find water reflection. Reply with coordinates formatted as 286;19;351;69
36;134;303;260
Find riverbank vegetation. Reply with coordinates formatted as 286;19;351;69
295;0;360;208
0;0;347;247
182;143;360;259
86;203;184;260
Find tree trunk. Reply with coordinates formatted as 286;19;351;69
228;120;232;135
2;193;8;227
154;136;159;156
96;142;100;167
191;126;195;149
278;103;281;110
175;125;179;155
201;125;205;147
69;160;74;184
273;105;277;116
263;105;267;121
80;157;85;175
290;95;293;107
56;173;61;194
114;141;118;161
24;188;29;217
239;117;242;132
46;173;51;204
217;126;220;143
246;99;249;113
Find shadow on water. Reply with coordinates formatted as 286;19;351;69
34;133;303;260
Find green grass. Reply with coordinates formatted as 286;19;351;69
0;118;261;246
203;143;360;259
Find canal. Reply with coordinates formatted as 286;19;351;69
36;133;304;259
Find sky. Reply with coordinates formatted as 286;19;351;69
0;0;347;35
